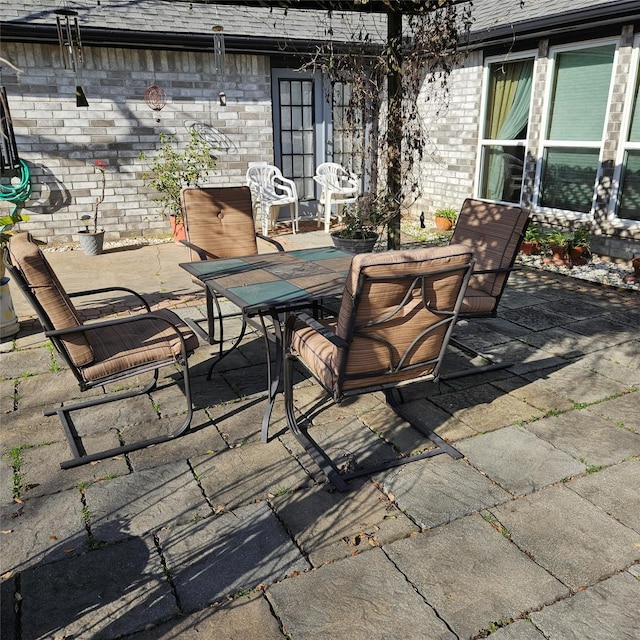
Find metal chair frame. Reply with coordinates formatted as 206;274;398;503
179;186;284;380
443;198;531;379
283;250;474;490
4;238;198;469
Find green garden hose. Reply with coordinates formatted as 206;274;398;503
0;159;32;216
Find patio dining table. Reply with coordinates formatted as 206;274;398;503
180;246;353;438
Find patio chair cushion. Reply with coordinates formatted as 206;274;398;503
8;232;95;366
81;308;200;382
291;244;473;393
181;186;258;261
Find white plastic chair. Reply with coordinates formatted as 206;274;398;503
246;163;299;235
313;162;360;233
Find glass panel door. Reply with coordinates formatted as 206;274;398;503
277;77;316;202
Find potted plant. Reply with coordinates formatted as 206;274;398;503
568;228;591;266
330;192;392;254
139;131;217;244
434;206;458;231
542;229;571;265
520;224;545;255
78;159;108;256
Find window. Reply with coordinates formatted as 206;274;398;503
478;58;533;203
616;56;640;221
539;44;615;213
278;78;316;200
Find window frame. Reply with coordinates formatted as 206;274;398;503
611;34;640;226
475;51;537;205
533;37;619;222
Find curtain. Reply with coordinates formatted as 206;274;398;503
486;61;533;200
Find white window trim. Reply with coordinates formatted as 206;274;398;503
610;34;640;230
474;50;537;204
533;37;619;222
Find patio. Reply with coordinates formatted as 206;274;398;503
1;228;639;639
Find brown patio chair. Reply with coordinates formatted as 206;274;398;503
4;232;200;469
281;244;474;490
179;186;284;378
445;198;530;377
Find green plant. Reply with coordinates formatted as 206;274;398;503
139;131;217;222
434;206;458;222
544;229;569;249
523;224;546;243
333;192;394;240
569;228;591;250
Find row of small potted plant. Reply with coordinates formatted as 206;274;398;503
520;225;592;267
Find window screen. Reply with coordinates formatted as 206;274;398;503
547;45;615;141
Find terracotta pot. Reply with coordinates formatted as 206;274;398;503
434;216;453;231
170;215;186;245
542;243;570;267
569;246;588;266
520;241;540;256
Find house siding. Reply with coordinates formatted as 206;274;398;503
2;43;274;244
413;24;640;260
411;50;483;218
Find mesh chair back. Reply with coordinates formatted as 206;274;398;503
181;186;258;261
451;198;529;299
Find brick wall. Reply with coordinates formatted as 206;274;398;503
409;50;483;222
1;43;274;244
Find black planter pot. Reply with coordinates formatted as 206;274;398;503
330;231;378;254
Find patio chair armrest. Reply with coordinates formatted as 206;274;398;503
45;312;192;358
256;233;284;252
179;239;210;260
68;287;151;312
286;312;349;349
472;266;520;275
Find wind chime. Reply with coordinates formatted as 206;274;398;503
212;25;226;74
55;7;88;107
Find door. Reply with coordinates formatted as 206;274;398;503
272;69;328;220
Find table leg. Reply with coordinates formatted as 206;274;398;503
260;310;283;443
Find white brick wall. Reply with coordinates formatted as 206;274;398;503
409;50;484;222
1;43;274;244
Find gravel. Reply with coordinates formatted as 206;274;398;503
516;253;640;292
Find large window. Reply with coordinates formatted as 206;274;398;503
539;44;615;213
616;57;640;221
478;59;533;203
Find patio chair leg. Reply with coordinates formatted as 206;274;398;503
47;367;194;469
442;337;513;380
282;358;463;492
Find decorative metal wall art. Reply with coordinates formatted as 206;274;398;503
144;84;167;123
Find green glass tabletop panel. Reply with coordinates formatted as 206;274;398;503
227;280;305;309
288;247;352;262
179;258;248;278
